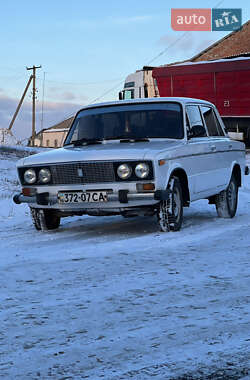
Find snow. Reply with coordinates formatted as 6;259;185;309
0;128;18;145
43;128;69;133
1;148;250;378
172;56;250;66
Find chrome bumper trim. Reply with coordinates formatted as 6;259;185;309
13;190;169;206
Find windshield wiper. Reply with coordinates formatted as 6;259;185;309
120;137;149;143
106;136;150;143
69;138;104;146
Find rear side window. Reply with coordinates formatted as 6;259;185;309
200;106;224;136
186;105;207;137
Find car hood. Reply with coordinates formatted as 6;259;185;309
19;140;184;166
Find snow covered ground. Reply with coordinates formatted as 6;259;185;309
1;147;250;379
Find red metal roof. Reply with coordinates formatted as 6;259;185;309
191;20;250;62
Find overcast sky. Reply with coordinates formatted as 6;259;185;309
1;0;249;140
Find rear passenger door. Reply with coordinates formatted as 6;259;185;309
199;105;230;188
185;105;219;196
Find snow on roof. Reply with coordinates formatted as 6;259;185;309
173;56;250;66
43;128;69;133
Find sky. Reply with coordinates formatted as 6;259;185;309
0;0;249;140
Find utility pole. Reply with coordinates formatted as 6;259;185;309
26;65;41;146
8;75;33;131
41;72;46;131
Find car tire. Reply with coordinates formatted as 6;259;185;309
215;174;238;218
30;207;41;230
157;176;183;232
30;208;61;231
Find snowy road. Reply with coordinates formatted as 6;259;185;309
1;147;250;379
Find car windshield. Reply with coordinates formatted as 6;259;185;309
64;102;184;145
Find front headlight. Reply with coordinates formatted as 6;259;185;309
135;163;149;179
24;168;36;184
117;164;132;179
39;168;51;184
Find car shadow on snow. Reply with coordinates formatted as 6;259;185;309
59;214;159;239
56;201;222;240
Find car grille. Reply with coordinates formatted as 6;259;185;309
50;162;115;184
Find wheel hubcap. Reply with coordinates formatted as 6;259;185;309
173;190;181;220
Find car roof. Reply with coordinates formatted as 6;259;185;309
77;97;214;113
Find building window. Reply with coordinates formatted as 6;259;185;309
46;140;50;147
54;139;58;147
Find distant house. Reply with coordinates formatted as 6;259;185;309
32;117;74;148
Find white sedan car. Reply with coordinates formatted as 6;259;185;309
14;98;247;232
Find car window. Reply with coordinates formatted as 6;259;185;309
200;106;224;136
186;105;207;137
185;112;190;131
65;102;184;144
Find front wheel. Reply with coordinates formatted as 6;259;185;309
157;177;183;232
30;207;41;230
30;208;61;231
215;175;238;218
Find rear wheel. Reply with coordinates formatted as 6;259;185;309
30;208;61;231
157;177;183;232
215;175;238;218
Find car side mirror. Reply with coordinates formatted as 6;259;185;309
119;91;123;100
188;124;206;139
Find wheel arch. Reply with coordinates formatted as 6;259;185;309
169;168;190;206
231;163;242;187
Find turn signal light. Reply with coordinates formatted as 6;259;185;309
136;183;155;192
22;188;36;196
158;159;166;166
143;183;155;191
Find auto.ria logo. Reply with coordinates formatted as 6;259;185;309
171;8;242;31
212;9;242;31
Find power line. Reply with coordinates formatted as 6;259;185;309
40;0;226;126
89;79;125;104
88;0;225;104
146;32;189;65
46;78;124;86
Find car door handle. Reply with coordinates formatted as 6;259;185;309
229;144;233;150
210;145;216;151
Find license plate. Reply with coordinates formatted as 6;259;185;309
58;191;107;203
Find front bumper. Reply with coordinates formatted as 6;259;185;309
13;189;170;208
